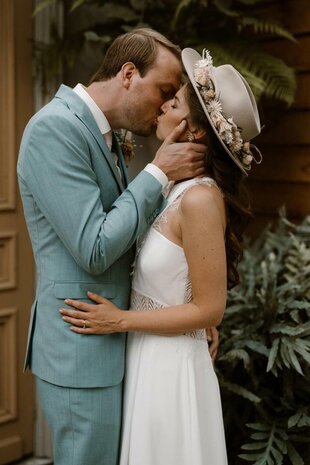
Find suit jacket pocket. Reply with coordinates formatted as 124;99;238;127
53;282;116;299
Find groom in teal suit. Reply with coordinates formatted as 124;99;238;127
17;28;206;465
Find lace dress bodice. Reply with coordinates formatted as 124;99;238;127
130;177;220;340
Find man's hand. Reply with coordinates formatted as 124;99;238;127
206;326;219;364
152;120;206;181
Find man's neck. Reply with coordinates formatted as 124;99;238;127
86;81;123;129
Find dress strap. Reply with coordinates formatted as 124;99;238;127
167;176;220;205
151;177;221;237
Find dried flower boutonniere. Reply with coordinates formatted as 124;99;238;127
118;129;136;166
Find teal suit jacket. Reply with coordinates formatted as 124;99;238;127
17;85;164;388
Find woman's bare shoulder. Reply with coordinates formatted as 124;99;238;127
180;182;226;229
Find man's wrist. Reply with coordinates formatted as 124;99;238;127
144;163;168;188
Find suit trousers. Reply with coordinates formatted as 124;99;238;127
36;376;123;465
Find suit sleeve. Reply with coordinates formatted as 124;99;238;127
18;113;163;274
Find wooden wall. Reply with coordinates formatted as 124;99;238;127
248;0;310;232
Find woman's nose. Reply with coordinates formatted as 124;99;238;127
160;101;168;114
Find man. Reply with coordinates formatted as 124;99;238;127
17;28;206;465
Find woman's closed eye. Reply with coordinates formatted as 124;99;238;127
170;97;177;109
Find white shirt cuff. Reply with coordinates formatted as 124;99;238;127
144;163;168;189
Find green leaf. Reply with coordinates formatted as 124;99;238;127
287;301;310;310
287;343;304;375
242;442;268;450
294;339;310;363
251;432;270;440
287;443;304;465
288;411;310;429
267;338;279;372
130;0;146;10
33;0;57;16
171;0;193;29
203;42;296;105
280;342;294;370
273;437;287;454
70;0;86;13
238;17;297;43
270;323;310;336
100;3;139;22
247;423;272;432
239;423;291;465
270;446;283;463
84;31;111;43
288;412;302;429
213;0;239;17
237;0;262;3
245;341;269;357
223;348;251;369
239;453;263;461
220;380;261;403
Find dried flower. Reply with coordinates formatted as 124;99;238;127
117;129;136;165
207;99;223;118
194;67;211;87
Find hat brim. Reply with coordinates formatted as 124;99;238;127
181;47;248;176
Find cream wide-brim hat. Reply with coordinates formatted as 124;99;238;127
182;48;261;175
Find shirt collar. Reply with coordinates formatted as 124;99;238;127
73;83;111;136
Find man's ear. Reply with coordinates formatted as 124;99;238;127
120;62;137;89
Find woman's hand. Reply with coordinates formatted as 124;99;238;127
59;291;126;334
206;326;219;364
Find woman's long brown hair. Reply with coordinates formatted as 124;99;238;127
186;83;252;289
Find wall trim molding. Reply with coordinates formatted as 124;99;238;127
0;0;15;210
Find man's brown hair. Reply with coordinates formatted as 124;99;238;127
90;28;181;83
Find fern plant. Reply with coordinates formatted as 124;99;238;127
34;0;296;105
217;210;310;464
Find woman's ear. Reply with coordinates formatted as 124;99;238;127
189;125;207;142
120;62;136;89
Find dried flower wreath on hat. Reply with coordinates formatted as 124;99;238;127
182;48;263;175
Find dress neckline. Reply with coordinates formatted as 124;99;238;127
167;176;217;204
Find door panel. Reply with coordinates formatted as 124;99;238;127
0;1;35;463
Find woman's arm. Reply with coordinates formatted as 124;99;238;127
60;185;227;334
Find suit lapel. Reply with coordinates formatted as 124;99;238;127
55;85;124;192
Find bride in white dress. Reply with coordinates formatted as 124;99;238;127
61;48;261;464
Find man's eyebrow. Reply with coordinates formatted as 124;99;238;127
174;95;180;103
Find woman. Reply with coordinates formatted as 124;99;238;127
60;48;262;464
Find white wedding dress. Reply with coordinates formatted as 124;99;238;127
119;178;228;465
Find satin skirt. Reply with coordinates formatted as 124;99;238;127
119;332;228;465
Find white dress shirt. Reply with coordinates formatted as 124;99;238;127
73;84;168;188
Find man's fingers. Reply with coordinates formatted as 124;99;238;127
152;136;206;181
164;120;187;144
187;142;207;155
169;142;206;156
192;160;205;170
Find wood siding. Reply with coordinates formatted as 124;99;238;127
249;0;310;233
